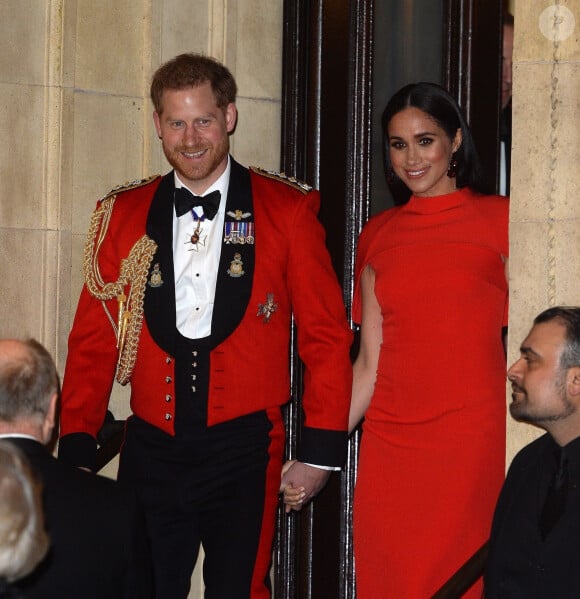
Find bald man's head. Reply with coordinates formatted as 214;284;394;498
0;339;59;442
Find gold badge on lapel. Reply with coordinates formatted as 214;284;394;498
227;253;245;278
226;209;252;221
257;293;278;323
148;263;164;287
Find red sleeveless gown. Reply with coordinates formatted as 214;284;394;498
352;188;509;598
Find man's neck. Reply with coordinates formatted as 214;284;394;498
0;423;44;444
547;422;580;448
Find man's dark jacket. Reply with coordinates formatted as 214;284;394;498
10;437;153;599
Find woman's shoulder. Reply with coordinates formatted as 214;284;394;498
356;207;399;256
360;206;400;236
466;188;509;210
463;189;509;226
359;207;399;244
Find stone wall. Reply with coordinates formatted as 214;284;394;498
507;0;579;461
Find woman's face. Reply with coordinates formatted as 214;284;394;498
387;106;462;197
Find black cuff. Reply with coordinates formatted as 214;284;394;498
297;427;348;468
58;433;97;471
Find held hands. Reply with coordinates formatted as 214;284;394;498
279;460;331;514
283;483;306;513
281;460;304;512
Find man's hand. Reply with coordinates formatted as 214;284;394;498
279;461;331;513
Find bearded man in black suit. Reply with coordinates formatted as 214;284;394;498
0;338;153;599
485;307;580;597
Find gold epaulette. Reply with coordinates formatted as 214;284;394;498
250;166;313;194
83;194;158;385
101;175;160;201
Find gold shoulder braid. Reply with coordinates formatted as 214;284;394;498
249;166;313;194
83;194;158;385
102;175;159;200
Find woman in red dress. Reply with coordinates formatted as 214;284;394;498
349;83;509;598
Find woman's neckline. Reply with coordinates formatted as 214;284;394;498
404;187;471;214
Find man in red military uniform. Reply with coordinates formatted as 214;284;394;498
59;53;352;598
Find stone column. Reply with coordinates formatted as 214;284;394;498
507;0;580;460
0;1;71;354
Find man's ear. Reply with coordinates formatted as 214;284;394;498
567;367;580;398
225;103;237;134
42;393;58;444
153;110;162;138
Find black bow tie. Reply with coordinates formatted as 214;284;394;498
174;188;221;220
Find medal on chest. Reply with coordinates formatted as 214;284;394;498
186;215;207;251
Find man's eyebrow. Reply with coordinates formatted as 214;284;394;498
520;345;540;358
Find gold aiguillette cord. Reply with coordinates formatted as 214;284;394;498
116;292;131;359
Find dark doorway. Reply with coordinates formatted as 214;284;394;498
372;1;445;214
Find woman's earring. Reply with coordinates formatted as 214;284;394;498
447;155;457;178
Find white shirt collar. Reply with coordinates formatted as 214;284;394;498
0;433;40;442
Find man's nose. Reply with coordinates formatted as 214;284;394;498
182;125;199;145
507;358;523;381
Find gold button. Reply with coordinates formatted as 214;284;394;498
165;413;172;421
165;395;172;402
192;362;197;368
192;351;198;357
166;356;172;364
191;386;196;393
165;376;172;383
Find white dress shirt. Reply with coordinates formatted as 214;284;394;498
173;159;230;339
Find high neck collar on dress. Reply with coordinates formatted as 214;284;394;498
404;188;472;215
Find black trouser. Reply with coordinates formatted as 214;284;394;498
118;413;280;599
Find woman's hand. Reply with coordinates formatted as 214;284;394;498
283;483;306;513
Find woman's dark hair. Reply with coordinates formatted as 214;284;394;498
381;82;489;203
